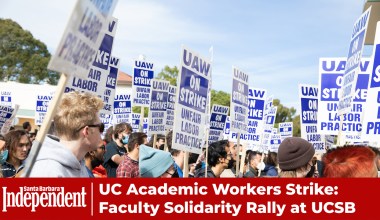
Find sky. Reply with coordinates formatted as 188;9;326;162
0;0;370;113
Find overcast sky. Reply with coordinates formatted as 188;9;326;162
0;0;370;113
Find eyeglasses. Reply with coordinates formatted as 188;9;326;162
165;169;177;177
77;123;104;133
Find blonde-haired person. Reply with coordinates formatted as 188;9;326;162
29;91;104;177
277;137;315;178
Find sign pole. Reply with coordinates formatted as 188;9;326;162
238;143;246;177
139;107;144;132
337;115;344;146
164;129;169;152
153;134;157;149
183;151;189;178
204;128;209;178
235;132;241;177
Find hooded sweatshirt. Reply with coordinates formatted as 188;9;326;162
28;136;88;177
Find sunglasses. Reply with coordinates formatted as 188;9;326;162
165;169;178;177
77;123;104;133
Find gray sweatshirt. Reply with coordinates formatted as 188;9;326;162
28;136;89;177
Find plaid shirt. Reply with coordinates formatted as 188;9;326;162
116;154;139;178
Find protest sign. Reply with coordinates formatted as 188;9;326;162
325;135;335;150
223;116;230;139
143;118;148;134
261;106;277;152
131;113;141;132
24;1;119;177
318;58;370;142
35;92;55;126
231;88;266;149
0;90;12;107
362;22;380;142
338;7;371;114
64;17;119;115
166;85;177;130
131;60;154;107
299;84;325;152
148;79;169;136
269;133;281;153
172;46;211;154
48;0;118;78
100;113;112;137
279;122;292;140
230;67;249;134
0;105;17;136
208;104;229;145
113;93;132;124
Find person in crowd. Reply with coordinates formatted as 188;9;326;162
103;122;132;177
84;140;106;177
104;126;114;145
116;132;147;178
187;152;199;177
147;134;165;150
220;142;238;177
369;146;380;172
1;130;30;177
194;140;233;178
193;148;206;172
29;91;103;177
166;130;184;177
28;130;37;144
305;156;318;177
277;137;315;178
242;149;253;175
323;145;378;178
139;144;177;178
22;121;32;134
244;151;262;177
261;151;279;177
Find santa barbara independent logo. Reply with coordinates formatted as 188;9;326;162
2;186;87;212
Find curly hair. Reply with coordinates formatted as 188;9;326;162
323;145;378;178
54;91;103;140
207;140;229;167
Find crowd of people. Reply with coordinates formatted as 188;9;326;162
1;91;379;178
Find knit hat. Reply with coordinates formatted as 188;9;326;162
278;137;315;171
139;145;174;177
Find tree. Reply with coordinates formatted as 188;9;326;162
156;65;179;85
211;90;230;108
132;106;149;117
292;115;301;137
0;19;59;84
273;99;296;124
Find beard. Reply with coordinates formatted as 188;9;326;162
91;157;103;169
227;159;235;169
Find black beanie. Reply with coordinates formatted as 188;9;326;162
278;137;315;171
